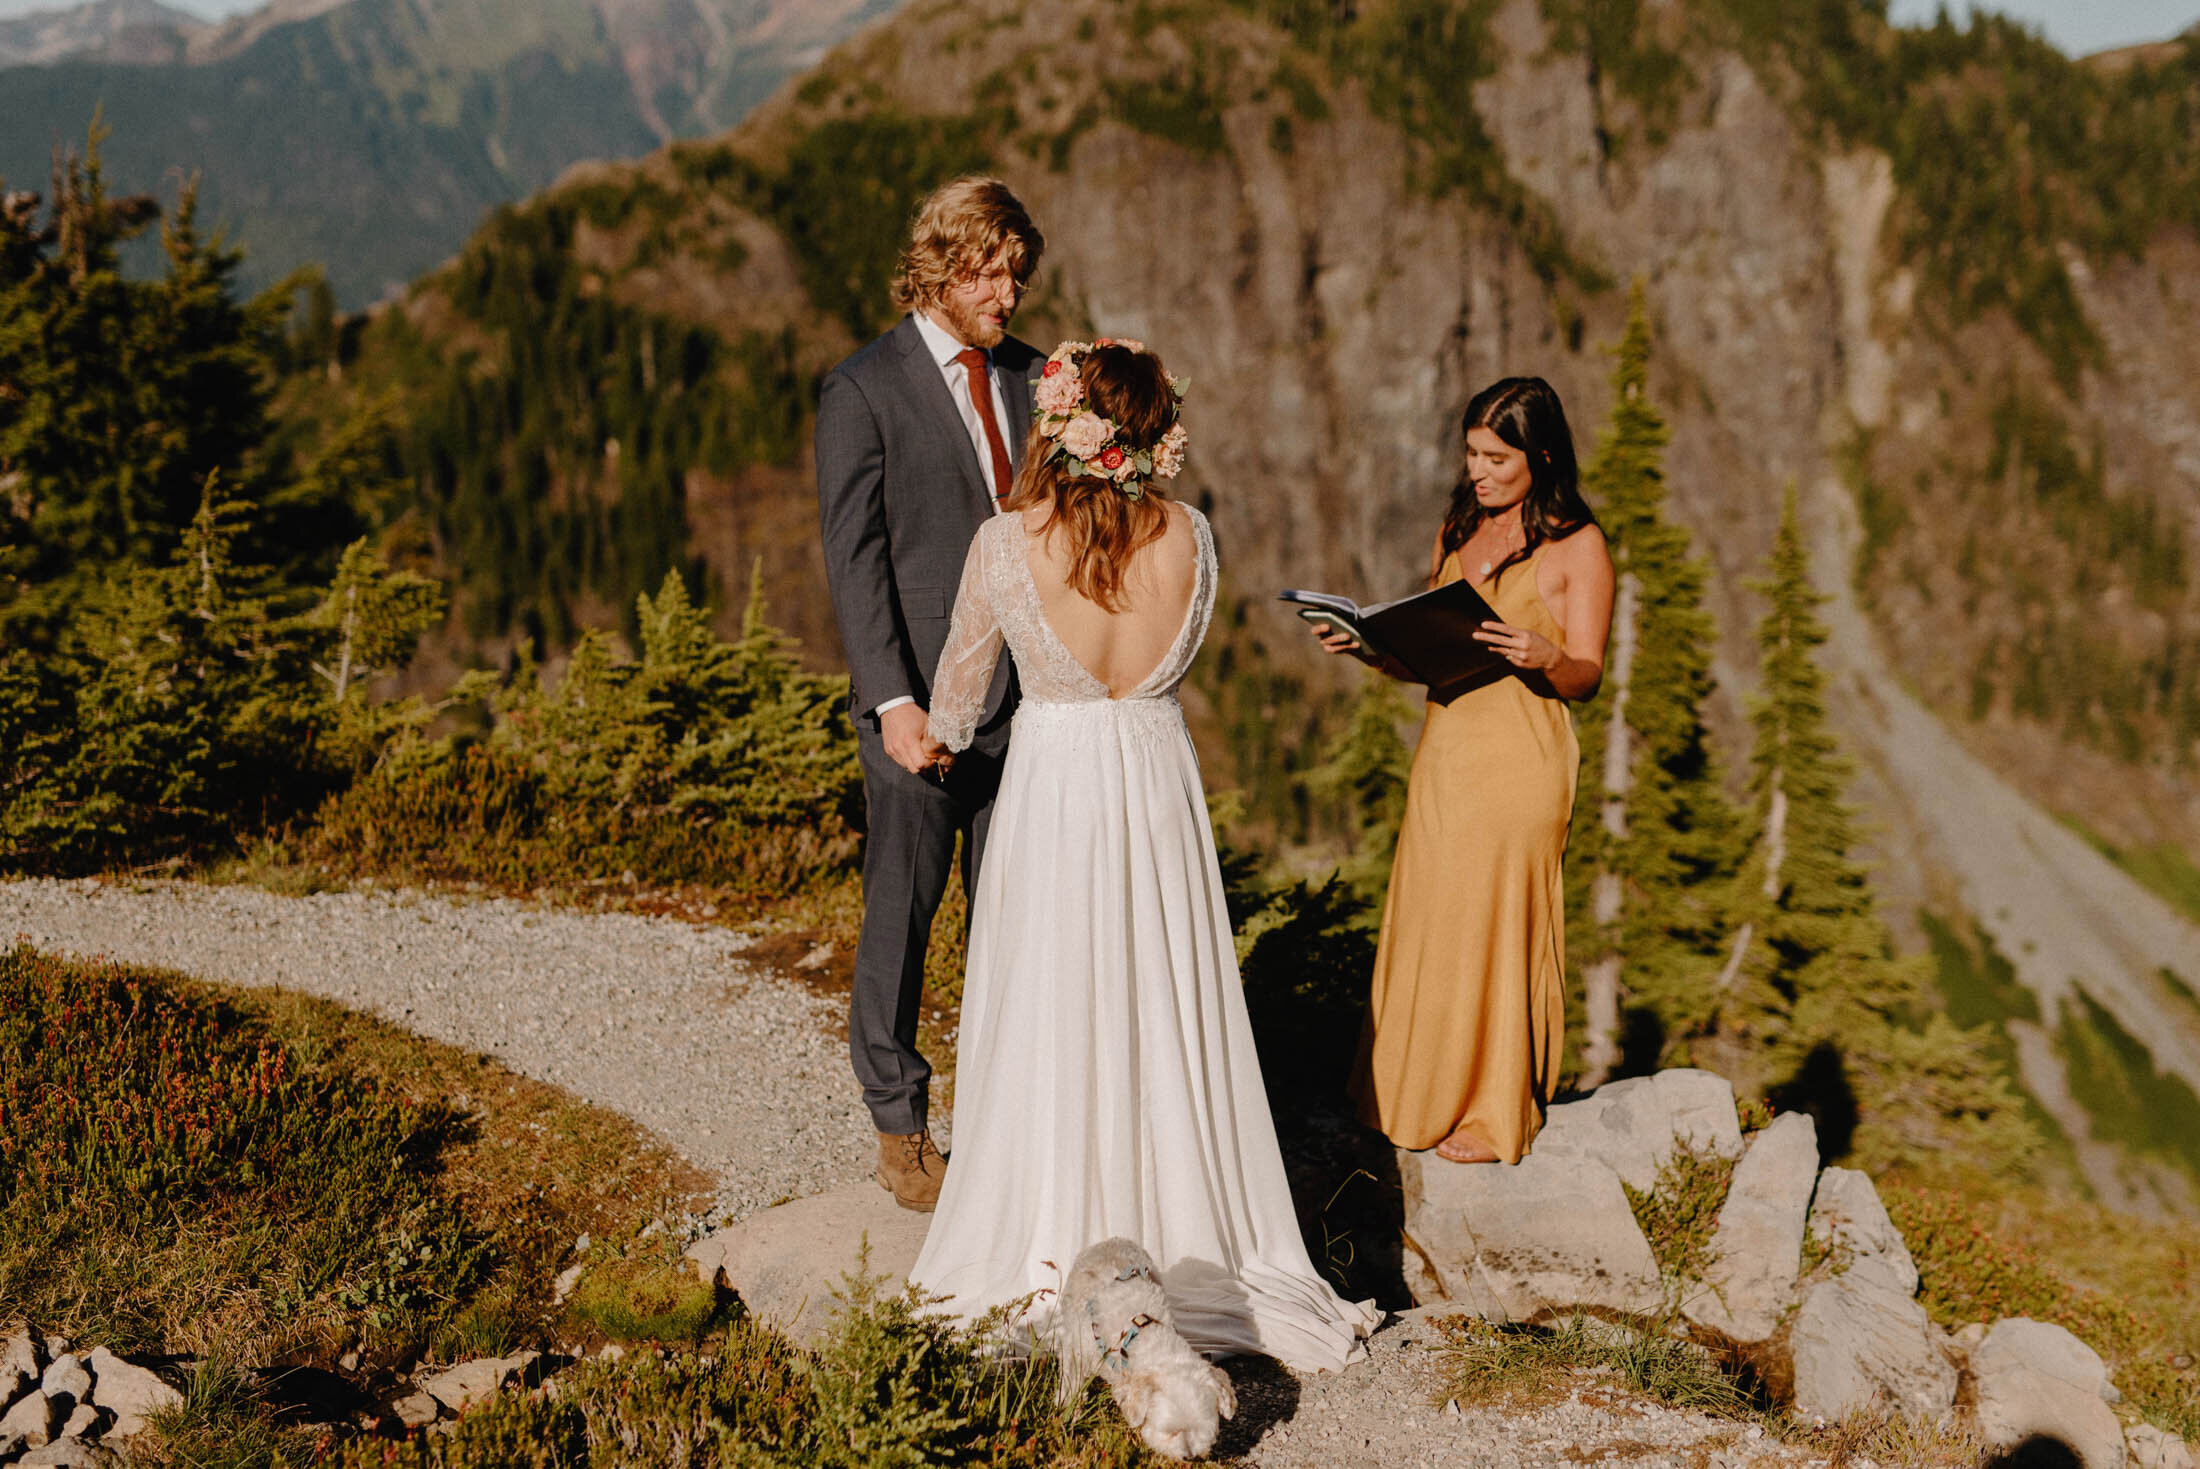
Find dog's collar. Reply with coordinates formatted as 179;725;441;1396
1091;1311;1160;1371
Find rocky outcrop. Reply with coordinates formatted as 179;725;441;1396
0;1329;181;1464
1393;1069;2188;1458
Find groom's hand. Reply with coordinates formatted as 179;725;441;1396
880;702;937;775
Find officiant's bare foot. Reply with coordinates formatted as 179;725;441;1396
877;1128;949;1211
1434;1126;1501;1164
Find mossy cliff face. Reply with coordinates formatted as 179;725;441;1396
326;0;2200;859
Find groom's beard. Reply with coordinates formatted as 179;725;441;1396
937;294;1009;350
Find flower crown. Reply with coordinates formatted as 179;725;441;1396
1031;338;1188;500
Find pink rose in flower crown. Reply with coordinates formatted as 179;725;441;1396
1036;370;1084;413
1061;412;1112;462
1153;421;1188;478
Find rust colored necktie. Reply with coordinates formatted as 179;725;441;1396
955;347;1014;505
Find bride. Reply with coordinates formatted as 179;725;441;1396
909;339;1378;1371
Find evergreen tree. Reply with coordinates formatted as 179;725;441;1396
1715;487;2035;1170
0;119;351;643
1308;676;1413;904
1567;282;1742;1084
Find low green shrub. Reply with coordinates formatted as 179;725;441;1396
1625;1144;1738;1287
330;1268;1155;1468
303;572;862;899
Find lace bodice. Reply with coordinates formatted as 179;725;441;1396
928;506;1217;752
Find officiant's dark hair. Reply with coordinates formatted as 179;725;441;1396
1003;343;1175;611
1438;376;1594;586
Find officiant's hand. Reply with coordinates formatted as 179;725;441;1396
881;703;939;775
1311;621;1411;680
1475;619;1560;671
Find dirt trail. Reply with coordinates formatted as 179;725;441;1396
1803;476;2200;1203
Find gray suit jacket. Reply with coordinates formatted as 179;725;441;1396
817;314;1041;729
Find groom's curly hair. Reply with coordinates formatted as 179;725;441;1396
890;177;1045;312
1003;344;1177;612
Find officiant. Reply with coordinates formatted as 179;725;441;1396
1314;376;1614;1166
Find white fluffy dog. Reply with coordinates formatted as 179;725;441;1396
1055;1238;1237;1461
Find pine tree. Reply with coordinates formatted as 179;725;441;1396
1567;282;1742;1084
1714;487;2035;1170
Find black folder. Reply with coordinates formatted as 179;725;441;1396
1279;578;1510;694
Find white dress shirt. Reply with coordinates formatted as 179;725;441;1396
876;311;1016;720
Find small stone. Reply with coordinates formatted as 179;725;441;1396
40;1339;68;1364
2128;1424;2196;1469
552;1262;587;1305
2;1321;41;1403
596;1344;626;1361
574;1233;591;1255
41;1354;90;1413
421;1352;538;1413
390;1391;439;1429
339;1350;360;1372
59;1402;100;1439
82;1349;182;1439
0;1388;59;1448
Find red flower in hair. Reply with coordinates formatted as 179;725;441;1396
1099;445;1126;471
1042;360;1063;377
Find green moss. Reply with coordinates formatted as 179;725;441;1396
2061;816;2200;927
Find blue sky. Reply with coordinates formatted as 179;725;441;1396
1;0;2194;57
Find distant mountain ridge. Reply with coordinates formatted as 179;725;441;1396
0;0;198;67
0;0;902;304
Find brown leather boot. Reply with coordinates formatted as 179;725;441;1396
875;1128;948;1212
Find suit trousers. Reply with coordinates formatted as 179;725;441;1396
850;719;1004;1136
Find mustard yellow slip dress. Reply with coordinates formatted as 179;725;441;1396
1351;544;1578;1161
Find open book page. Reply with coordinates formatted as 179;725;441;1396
1278;578;1507;690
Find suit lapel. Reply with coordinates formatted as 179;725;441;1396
893;316;992;518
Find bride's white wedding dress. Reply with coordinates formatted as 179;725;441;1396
910;506;1378;1372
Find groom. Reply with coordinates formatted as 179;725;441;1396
815;177;1046;1211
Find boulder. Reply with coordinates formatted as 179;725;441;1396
1973;1318;2126;1468
1;1321;40;1407
82;1349;182;1439
41;1353;90;1415
0;1388;59;1448
1805;1167;1917;1296
684;1182;933;1348
421;1352;539;1415
1685;1112;1819;1343
1788;1269;1957;1421
1399;1148;1665;1321
2128;1425;2196;1469
1530;1069;1745;1190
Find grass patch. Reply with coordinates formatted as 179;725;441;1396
326;1266;1158;1468
1437;1313;1752;1418
2054;988;2200;1188
1624;1144;1737;1287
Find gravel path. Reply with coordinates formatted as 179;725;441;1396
0;876;877;1224
1226;1307;1833;1469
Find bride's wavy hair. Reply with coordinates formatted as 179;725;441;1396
1437;376;1595;584
1003;343;1177;611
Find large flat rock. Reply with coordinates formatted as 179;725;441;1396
1400;1148;1664;1322
1789;1268;1956;1422
686;1182;932;1347
1530;1069;1744;1190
